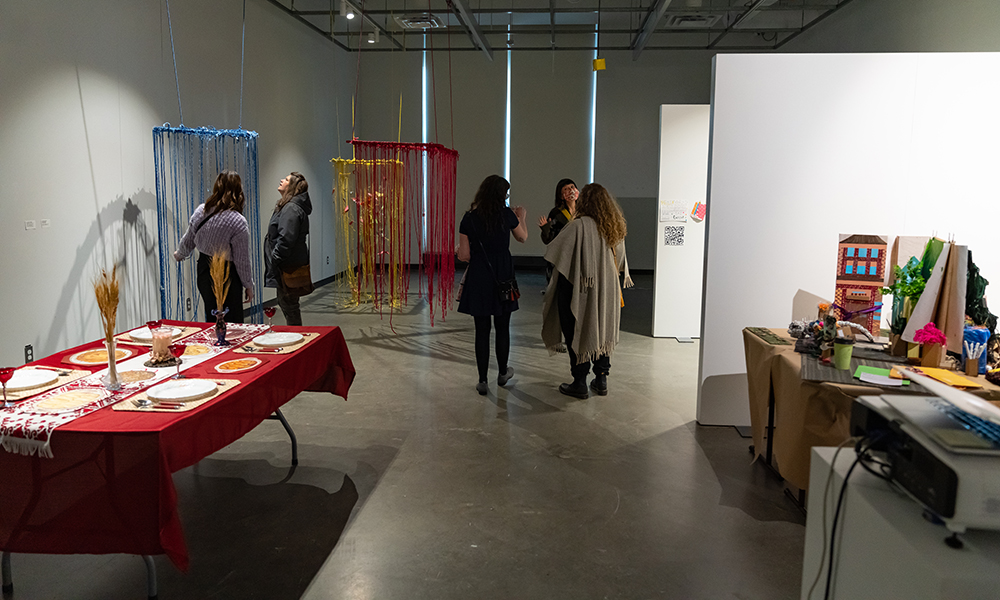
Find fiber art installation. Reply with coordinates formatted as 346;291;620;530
153;125;263;322
332;140;458;326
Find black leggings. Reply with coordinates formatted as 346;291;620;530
473;313;511;383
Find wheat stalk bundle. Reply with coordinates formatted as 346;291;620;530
93;266;119;343
210;253;231;312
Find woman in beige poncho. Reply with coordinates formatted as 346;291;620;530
541;183;632;399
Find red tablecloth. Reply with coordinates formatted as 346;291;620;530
0;321;355;570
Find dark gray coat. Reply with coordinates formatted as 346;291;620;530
264;192;312;287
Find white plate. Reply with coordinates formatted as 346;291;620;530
6;368;59;392
67;347;135;365
252;332;304;348
214;357;263;374
129;326;182;342
147;379;218;402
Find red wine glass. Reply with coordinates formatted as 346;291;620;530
168;343;187;379
264;307;277;333
146;320;162;332
0;367;15;408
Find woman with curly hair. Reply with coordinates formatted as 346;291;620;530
541;183;632;399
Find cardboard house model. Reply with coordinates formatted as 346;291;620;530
834;234;889;334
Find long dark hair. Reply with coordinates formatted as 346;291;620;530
554;178;576;208
469;175;510;231
275;171;308;213
204;170;245;215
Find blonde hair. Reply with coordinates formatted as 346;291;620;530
576;183;626;247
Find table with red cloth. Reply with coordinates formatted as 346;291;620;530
0;321;355;571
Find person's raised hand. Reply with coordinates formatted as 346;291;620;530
537;215;549;228
513;205;527;220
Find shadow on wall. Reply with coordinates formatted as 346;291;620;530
44;191;161;356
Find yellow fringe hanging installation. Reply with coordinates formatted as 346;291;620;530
331;156;406;310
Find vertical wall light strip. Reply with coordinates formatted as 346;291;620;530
504;23;512;203
421;36;428;248
590;30;598;183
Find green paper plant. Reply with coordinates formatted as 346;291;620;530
881;256;926;335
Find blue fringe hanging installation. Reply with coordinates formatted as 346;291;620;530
153;125;263;323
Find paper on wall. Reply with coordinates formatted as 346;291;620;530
660;200;687;223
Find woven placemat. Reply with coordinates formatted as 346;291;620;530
113;378;240;413
747;327;792;345
4;367;91;402
115;325;205;347
230;331;319;355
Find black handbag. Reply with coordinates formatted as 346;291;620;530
473;219;519;304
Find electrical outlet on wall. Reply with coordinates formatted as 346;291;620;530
40;219;51;228
326;256;329;264
24;220;36;230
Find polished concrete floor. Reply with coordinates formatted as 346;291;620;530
4;271;806;599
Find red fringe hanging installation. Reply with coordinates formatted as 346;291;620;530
348;139;458;326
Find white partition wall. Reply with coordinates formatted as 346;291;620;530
653;105;710;339
698;52;1000;426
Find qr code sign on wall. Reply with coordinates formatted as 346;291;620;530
664;225;685;246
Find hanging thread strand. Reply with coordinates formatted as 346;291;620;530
164;0;183;124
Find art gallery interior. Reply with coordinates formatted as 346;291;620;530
3;0;1000;598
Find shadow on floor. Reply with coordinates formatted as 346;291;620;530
691;423;806;525
156;460;359;599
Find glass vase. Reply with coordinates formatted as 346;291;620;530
104;338;121;390
212;308;230;346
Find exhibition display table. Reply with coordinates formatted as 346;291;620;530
0;321;355;571
743;327;1000;491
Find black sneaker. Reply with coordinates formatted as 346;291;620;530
476;381;488;395
498;367;514;386
559;381;589;399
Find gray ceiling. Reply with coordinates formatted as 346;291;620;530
266;0;856;59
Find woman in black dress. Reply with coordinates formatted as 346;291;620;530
457;175;528;395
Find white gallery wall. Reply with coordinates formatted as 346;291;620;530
653;105;709;339
0;0;353;366
698;52;1000;426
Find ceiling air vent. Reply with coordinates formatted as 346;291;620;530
664;13;722;28
395;13;445;29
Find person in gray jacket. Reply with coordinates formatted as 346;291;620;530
265;171;311;326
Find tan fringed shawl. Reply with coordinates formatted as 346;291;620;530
541;216;633;364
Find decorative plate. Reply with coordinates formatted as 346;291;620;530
147;379;218;402
251;332;304;348
67;347;134;366
129;326;182;343
33;390;103;413
6;368;59;392
118;370;156;384
224;325;250;341
214;357;263;374
183;344;211;356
